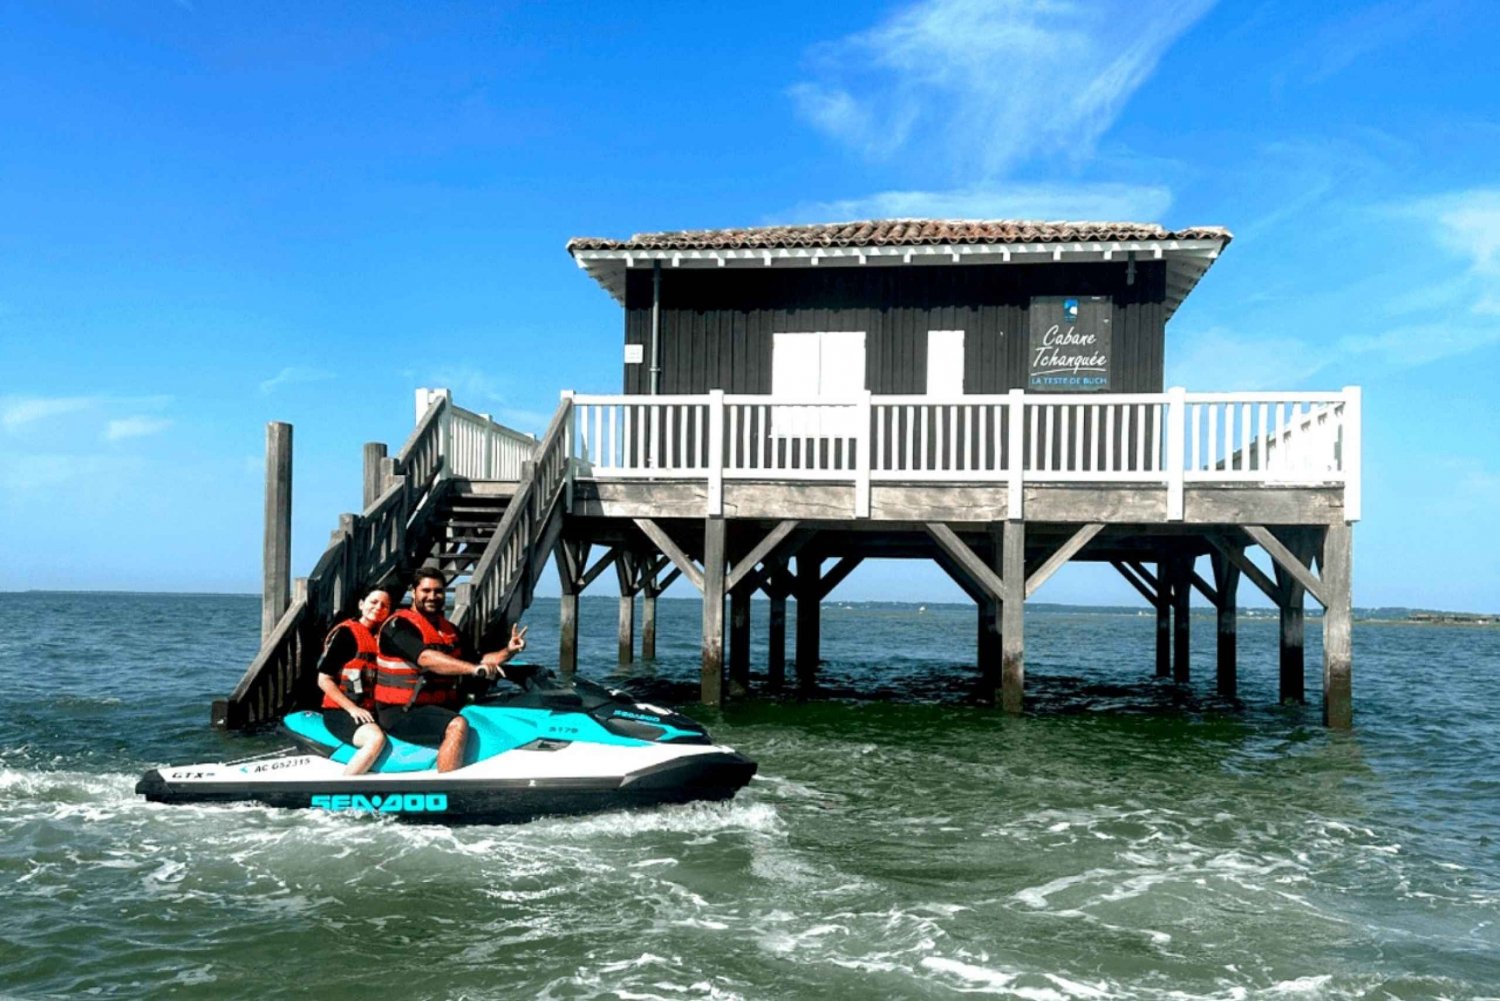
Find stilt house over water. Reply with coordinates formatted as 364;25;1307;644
221;219;1360;732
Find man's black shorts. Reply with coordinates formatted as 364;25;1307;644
377;705;461;747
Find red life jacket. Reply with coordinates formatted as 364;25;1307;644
374;608;463;708
319;619;379;710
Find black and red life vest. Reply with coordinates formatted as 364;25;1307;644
374;608;462;708
319;619;379;711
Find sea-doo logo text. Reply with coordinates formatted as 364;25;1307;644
612;709;662;723
310;794;449;814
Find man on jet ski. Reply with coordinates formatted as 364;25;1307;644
373;567;528;772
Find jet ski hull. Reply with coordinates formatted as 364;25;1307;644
136;749;756;824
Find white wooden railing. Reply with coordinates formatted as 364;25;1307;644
415;388;537;481
568;388;1362;521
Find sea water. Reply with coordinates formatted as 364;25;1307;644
0;592;1497;999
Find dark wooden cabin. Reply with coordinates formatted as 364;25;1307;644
224;219;1359;733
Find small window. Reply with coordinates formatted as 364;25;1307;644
927;330;965;396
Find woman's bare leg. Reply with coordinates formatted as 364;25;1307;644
343;723;386;776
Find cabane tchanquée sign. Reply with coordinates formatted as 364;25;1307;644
1028;296;1112;391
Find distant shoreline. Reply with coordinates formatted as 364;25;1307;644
2;589;1493;624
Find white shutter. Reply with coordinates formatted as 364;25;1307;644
927;330;964;396
772;333;820;397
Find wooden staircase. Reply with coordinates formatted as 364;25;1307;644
215;391;574;730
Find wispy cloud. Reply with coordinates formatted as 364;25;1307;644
0;394;173;435
1296;0;1452;83
1339;187;1500;364
259;366;335;395
104;416;173;441
1167;325;1331;391
778;181;1173;226
789;0;1213;180
0;396;98;432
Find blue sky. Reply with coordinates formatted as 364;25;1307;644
2;0;1497;611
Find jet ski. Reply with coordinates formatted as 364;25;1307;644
136;670;757;823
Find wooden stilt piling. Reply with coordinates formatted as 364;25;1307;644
361;442;387;510
262;422;293;642
767;590;787;689
1155;559;1171;678
1321;523;1353;728
729;586;751;695
977;598;1001;703
1277;564;1306;704
1212;549;1240;698
1173;554;1192;684
795;555;821;691
1000;520;1025;714
701;518;726;706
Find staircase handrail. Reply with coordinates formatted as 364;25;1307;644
453;395;574;642
218;392;454;728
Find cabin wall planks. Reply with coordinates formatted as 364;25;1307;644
621;262;1169;396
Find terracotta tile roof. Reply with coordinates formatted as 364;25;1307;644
567;219;1232;253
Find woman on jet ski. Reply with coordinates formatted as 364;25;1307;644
315;586;393;775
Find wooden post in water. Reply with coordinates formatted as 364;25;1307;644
1173;554;1192;684
641;569;659;660
1321;523;1353;728
615;553;637;667
795;555;822;691
977;598;1001;701
1000;520;1025;714
1276;561;1306;704
767;588;787;689
1212;549;1241;698
701;517;726;706
262;422;293;642
1155;559;1171;678
362;442;387;510
729;585;751;695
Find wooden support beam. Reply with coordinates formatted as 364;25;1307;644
926;524;1005;600
1127;560;1160;591
1110;560;1158;606
1321;523;1353;728
701;518;726;706
935;550;988;604
1191;571;1218;606
634;518;705;593
1211;549;1240;698
641;591;657;661
725;520;800;592
581;547;621;590
1000;521;1025;714
1205;535;1280;604
1024;523;1104;598
262;421;293;643
817;555;864;600
658;567;683;591
1243;525;1326;606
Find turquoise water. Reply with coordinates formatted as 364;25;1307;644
1;592;1497;999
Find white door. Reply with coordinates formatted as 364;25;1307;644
927;330;964;396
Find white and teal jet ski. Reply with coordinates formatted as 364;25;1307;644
137;671;757;823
